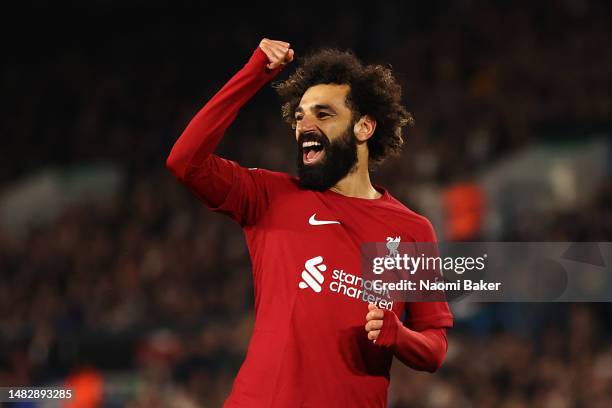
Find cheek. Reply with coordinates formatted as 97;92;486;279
325;123;352;142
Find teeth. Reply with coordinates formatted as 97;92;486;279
302;141;322;148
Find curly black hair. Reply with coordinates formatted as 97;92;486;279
274;49;414;163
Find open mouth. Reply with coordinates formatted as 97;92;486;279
302;140;326;165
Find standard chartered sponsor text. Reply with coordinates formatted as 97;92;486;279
330;269;393;309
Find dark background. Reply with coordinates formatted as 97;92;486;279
1;1;611;406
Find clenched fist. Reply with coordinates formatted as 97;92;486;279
259;38;294;70
365;303;385;342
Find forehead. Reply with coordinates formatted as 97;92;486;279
298;83;351;111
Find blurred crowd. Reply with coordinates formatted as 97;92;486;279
390;305;612;408
1;0;612;406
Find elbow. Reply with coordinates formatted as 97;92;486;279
407;342;447;373
423;328;449;373
424;338;448;373
423;353;446;373
165;153;185;181
399;348;447;373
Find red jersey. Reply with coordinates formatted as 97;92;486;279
167;47;453;407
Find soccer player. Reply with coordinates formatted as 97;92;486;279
166;39;453;407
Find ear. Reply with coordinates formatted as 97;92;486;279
353;115;377;142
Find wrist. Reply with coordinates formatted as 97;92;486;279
250;47;286;76
250;47;269;65
375;309;400;347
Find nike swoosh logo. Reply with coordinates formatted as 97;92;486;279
309;213;341;226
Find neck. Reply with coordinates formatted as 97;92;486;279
330;154;381;199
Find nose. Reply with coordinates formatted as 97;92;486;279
295;114;317;141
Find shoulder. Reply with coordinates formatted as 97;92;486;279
246;167;300;191
384;191;437;243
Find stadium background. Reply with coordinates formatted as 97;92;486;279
1;1;611;406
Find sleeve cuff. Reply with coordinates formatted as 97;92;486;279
248;47;287;77
375;309;401;347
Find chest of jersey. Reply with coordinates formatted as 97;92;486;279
246;188;406;323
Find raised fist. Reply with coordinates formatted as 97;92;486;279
259;38;294;70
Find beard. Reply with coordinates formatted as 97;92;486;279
296;123;358;191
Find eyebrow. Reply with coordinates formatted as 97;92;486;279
295;104;336;115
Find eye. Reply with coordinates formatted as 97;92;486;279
317;112;331;119
294;114;304;122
